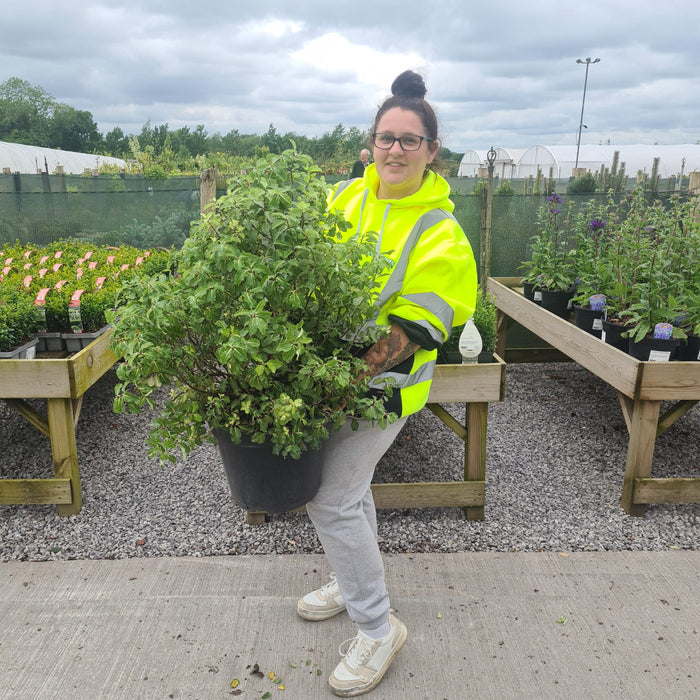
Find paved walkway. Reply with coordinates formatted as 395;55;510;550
1;551;698;699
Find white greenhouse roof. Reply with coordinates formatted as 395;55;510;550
458;144;700;180
457;149;487;177
0;140;127;174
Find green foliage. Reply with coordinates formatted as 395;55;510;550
90;210;197;250
519;195;577;291
0;239;168;336
440;287;497;358
109;148;395;464
472;290;498;352
560;187;700;341
0;287;36;351
0;77;102;152
566;172;598;194
495;180;514;195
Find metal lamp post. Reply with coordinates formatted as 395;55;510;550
574;57;600;170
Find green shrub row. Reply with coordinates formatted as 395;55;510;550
0;240;172;351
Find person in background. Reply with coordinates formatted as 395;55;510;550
350;148;371;178
296;70;478;697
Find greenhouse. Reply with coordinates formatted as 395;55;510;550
459;143;700;180
0;140;127;174
457;149;487;177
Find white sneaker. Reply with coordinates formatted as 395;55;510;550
328;613;407;697
297;573;347;621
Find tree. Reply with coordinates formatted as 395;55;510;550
0;77;55;145
260;124;287;154
104;127;130;157
48;103;104;152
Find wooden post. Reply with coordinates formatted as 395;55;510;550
464;402;487;520
200;167;217;214
688;171;700;193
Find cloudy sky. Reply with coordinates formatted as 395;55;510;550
2;0;699;152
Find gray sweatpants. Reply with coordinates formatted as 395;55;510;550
306;417;407;632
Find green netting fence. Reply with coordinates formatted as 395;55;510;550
0;172;200;248
2;173;685;270
3;172;686;352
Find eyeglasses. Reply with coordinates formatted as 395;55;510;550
371;132;434;151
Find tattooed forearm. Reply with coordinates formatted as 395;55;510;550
362;324;420;379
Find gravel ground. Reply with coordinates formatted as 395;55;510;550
1;362;698;562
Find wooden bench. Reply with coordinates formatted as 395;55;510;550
488;276;700;515
245;357;506;525
0;329;118;516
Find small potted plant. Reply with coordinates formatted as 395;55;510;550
570;202;616;336
473;289;498;363
109;148;394;513
437;288;497;364
519;194;577;317
0;286;38;359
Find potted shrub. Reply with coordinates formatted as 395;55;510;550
0;286;38;359
570;198;617;336
437;288;497;364
519;194;577;317
109;148;395;513
473;289;498;363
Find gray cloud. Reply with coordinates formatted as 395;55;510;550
1;0;698;151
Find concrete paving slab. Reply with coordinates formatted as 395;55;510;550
0;552;698;699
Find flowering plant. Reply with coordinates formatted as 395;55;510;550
519;194;577;292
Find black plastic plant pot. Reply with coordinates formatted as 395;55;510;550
574;305;604;337
540;289;574;319
677;334;700;361
628;336;680;362
522;280;538;302
214;429;323;513
601;319;629;353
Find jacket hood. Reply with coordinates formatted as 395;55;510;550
361;163;454;214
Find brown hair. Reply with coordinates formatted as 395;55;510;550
372;70;439;143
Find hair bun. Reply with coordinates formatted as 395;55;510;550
391;70;427;99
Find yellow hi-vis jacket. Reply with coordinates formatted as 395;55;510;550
329;163;478;417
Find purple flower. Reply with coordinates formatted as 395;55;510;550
589;218;606;232
547;194;563;204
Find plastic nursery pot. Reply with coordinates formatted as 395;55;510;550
601;319;629;353
677;335;700;361
213;429;323;513
574;305;604;337
539;288;574;319
522;280;538;303
0;337;39;360
628;335;680;362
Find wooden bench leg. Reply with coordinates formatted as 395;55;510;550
464;402;487;520
47;398;82;516
620;398;661;517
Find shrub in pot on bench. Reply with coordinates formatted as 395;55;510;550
109;148;395;512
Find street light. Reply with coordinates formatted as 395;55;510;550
574;57;600;170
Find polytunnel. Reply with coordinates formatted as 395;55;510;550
457;149;486;177
0;140;127;174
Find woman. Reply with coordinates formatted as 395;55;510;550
297;70;477;697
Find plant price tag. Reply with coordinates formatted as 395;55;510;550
68;289;85;333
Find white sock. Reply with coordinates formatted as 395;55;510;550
361;621;391;640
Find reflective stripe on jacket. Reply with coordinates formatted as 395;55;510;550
329;164;478;417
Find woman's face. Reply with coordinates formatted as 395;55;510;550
373;107;438;200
